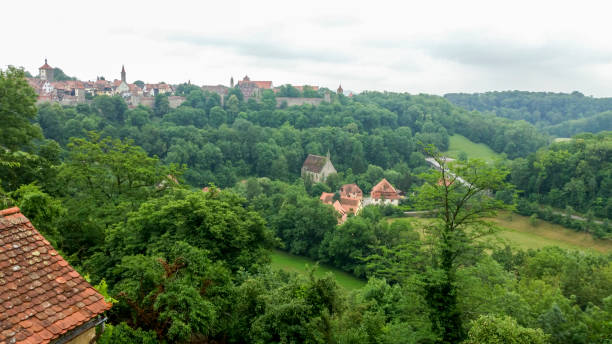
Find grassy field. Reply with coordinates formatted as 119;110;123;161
394;213;612;254
269;250;366;290
444;134;502;162
489;212;612;253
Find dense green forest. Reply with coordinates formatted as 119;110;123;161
509;132;612;223
2;67;612;343
445;91;612;136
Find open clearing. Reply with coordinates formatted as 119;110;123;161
395;212;612;254
444;134;502;162
269;250;366;290
489;212;612;253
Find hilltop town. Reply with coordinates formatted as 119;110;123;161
27;59;341;108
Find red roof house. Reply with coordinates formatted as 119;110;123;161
369;178;401;205
339;184;363;200
0;207;111;344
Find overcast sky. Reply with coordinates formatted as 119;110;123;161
4;0;612;96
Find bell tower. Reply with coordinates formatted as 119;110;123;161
121;65;126;83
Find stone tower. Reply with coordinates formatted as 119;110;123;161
121;65;126;83
337;84;343;95
39;59;54;82
230;76;234;88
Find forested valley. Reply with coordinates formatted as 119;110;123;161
445;91;612;137
2;66;612;343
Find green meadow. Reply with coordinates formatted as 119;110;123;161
269;250;366;291
444;134;503;162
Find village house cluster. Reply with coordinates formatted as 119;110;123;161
301;153;403;224
28;60;179;108
27;59;345;109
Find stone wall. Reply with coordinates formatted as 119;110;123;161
276;97;325;108
168;96;186;108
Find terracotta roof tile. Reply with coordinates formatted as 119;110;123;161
0;208;111;344
370;178;401;200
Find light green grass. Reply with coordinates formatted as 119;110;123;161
489;212;612;253
444;134;502;163
269;250;366;290
390;213;612;254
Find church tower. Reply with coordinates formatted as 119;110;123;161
230;76;234;88
39;59;54;82
121;65;126;83
337;84;343;95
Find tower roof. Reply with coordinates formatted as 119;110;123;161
121;65;125;73
39;58;52;70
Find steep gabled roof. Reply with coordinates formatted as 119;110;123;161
302;154;328;173
370;178;401;200
339;184;363;199
0;207;111;344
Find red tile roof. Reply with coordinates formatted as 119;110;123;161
320;192;335;204
339;197;360;214
0;207;111;344
339;184;363;200
253;81;272;89
370;178;401;200
39;60;52;70
332;201;348;224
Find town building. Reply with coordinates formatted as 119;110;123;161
339;183;363;200
301;152;337;183
367;178;402;206
0;207;111;344
38;59;54;82
237;75;272;100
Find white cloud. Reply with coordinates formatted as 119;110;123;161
3;0;612;96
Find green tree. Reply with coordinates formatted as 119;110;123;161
416;148;512;343
52;67;76;81
154;94;170;117
464;315;548;344
0;66;41;151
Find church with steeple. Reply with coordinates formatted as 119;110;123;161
116;65;130;94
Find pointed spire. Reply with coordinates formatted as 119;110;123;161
45;58;47;65
326;150;331;160
121;65;126;83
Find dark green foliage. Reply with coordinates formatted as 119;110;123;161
511;132;612;222
446;91;612;136
52;67;76;81
0;66;41;151
98;322;158;344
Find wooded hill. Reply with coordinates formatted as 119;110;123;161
445;91;612;137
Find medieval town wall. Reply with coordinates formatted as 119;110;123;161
276;97;325;108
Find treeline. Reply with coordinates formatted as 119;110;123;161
34;88;549;189
356;92;549;159
445;91;612;136
509;132;612;222
546;111;612;137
